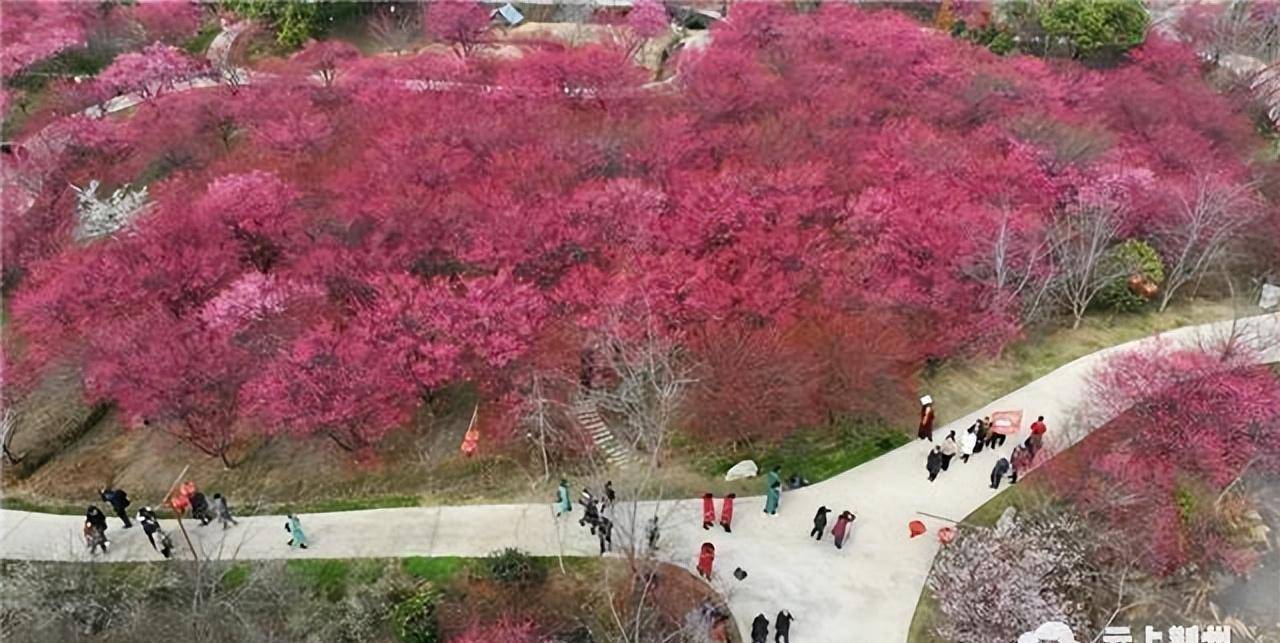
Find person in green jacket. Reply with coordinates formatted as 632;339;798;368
555;479;572;516
286;513;309;549
764;466;782;515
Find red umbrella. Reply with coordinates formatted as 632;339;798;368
909;520;926;538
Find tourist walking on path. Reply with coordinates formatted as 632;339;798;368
285;513;309;549
83;519;108;554
647;515;660;551
775;610;794;643
989;457;1011;490
764;476;781;515
211;493;238;529
751;614;770;643
960;427;977;463
188;487;212;526
604;480;615;510
973;418;988;454
917;396;935;441
1028;415;1048;457
810;506;830;540
99;488;132;528
720;493;735;533
697;542;715;580
832;511;855;550
137;506;161;550
985;415;1006;449
939;432;958;470
555;479;572;516
926;447;942;482
598;516;613;554
702;493;716;530
1011;443;1033;484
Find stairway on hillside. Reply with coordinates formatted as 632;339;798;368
573;401;635;468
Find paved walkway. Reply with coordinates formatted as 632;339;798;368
4;314;1276;641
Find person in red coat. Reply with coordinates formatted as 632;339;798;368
702;493;716;530
719;493;735;533
917;397;935;441
697;542;715;580
1028;415;1048;457
832;510;856;550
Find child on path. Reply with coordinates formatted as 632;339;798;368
720;494;735;533
702;493;716;530
810;506;830;540
285;513;309;549
832;511;855;550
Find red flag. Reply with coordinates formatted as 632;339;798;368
460;404;479;457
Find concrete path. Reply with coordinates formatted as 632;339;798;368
2;315;1278;642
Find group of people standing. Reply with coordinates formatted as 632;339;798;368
82;482;243;558
556;478;617;555
919;399;1049;491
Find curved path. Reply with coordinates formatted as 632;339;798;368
3;314;1278;642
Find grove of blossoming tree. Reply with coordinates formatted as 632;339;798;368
2;3;1274;461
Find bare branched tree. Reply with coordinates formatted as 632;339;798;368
967;209;1055;324
592;318;697;460
369;3;423;55
1045;203;1127;328
1154;176;1262;312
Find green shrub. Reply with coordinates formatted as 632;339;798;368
391;582;440;643
1039;0;1148;59
221;0;365;48
481;547;546;586
1097;239;1164;313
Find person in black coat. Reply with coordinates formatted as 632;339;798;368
810;506;830;540
775;610;794;643
990;457;1011;490
751;614;770;643
190;491;212;526
99;488;132;528
926;447;943;482
85;505;108;533
137;506;161;550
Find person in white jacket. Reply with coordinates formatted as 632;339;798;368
960;426;978;463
